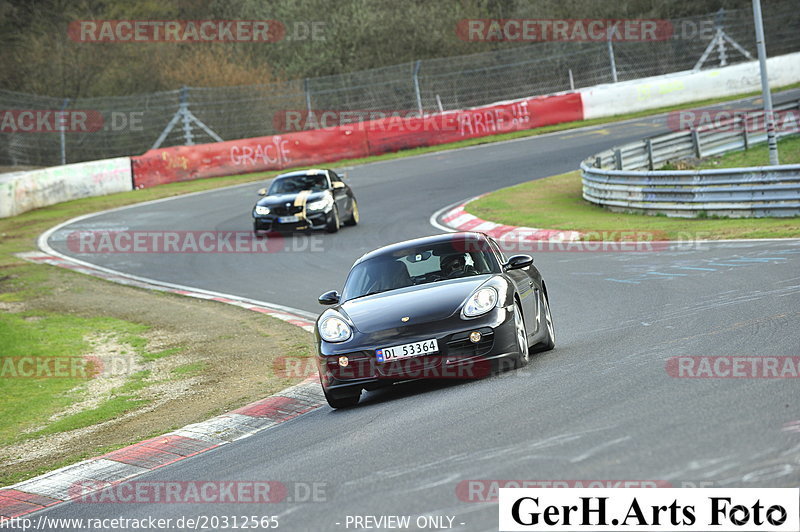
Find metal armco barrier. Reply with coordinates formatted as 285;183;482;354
581;101;800;217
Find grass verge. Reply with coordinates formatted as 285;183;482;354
467;170;800;240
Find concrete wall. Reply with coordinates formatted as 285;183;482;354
0;157;132;218
581;52;800;119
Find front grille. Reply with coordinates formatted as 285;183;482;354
271;205;303;216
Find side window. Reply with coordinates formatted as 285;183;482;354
329;170;343;184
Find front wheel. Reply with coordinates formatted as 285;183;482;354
344;199;359;226
513;302;530;368
326;205;340;233
323;387;360;409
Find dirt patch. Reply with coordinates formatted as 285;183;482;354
0;266;314;485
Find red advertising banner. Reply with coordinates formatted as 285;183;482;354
364;92;583;155
132;125;369;188
132;92;583;188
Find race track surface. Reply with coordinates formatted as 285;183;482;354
38;91;800;531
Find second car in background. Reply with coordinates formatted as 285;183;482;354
252;169;359;233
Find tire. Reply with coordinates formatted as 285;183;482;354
344;199;359;226
535;292;555;352
253;222;263;237
326;205;340;233
513;302;530;368
323;387;360;409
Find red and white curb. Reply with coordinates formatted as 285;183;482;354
433;195;582;242
0;253;327;518
0;378;324;517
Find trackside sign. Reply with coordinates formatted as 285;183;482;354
499;488;799;531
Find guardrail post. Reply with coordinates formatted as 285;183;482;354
645;139;654;170
691;128;702;158
614;149;622;170
595;156;602;168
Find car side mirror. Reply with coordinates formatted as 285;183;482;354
318;290;341;305
332;181;345;189
505;254;533;270
257;188;268;196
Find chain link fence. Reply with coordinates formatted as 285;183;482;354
1;2;799;168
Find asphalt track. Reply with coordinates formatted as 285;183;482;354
37;91;800;531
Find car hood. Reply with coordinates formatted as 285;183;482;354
339;276;492;333
256;191;327;208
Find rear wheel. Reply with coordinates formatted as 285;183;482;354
323;387;360;409
326;205;340;233
344;199;359;226
513;302;529;368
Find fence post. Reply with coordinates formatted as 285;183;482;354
568;69;575;91
59;98;69;165
413;60;423;116
691;128;702;158
614;149;622;170
304;78;312;115
645;139;654;170
607;36;618;83
180;86;194;146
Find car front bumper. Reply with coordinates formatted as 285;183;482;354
316;305;519;397
253;211;330;232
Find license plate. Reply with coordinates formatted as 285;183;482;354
278;215;299;223
376;339;438;363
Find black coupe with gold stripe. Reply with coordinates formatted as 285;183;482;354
252;169;359;233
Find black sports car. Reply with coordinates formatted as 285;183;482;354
252;169;358;233
315;231;555;408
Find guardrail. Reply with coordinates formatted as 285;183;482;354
581;100;800;217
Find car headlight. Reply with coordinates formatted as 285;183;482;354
254;205;270;215
307;195;333;211
462;287;498;318
319;315;352;342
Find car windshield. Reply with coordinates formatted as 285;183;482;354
341;240;500;301
268;174;328;194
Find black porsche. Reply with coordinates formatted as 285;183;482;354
315;232;555;408
252;168;358;233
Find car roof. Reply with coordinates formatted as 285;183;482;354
353;232;490;265
273;169;328;180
